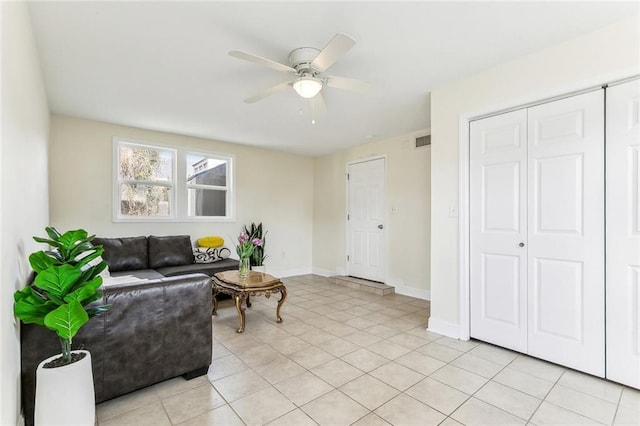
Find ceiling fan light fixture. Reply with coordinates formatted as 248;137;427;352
293;77;323;98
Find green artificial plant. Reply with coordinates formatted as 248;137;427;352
13;227;111;365
243;222;267;267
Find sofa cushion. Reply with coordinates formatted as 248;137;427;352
193;247;231;263
93;237;148;272
148;235;194;269
109;269;165;281
156;258;238;277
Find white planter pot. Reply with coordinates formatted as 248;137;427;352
35;350;95;426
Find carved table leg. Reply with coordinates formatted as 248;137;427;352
234;294;246;333
212;286;218;315
246;293;252;308
276;286;287;323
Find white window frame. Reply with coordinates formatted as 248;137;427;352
113;139;177;222
113;137;236;222
181;150;235;222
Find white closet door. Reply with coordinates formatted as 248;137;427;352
606;79;640;388
527;90;605;376
470;109;528;352
347;158;386;282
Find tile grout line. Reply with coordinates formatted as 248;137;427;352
524;367;566;425
611;385;625;425
444;348;521;424
206;373;251;426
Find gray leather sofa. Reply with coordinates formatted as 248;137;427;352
20;235;238;425
95;234;238;280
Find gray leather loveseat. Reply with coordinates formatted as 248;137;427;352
20;235;238;425
95;234;238;280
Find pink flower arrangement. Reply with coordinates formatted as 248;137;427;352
235;232;262;259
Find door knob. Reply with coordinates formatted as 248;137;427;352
519;242;525;247
378;224;384;229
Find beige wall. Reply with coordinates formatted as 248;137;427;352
49;116;314;278
313;131;431;299
429;16;640;336
1;2;51;424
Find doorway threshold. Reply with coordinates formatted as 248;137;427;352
331;276;395;296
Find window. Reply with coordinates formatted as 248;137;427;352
116;142;175;218
186;153;231;218
114;138;234;221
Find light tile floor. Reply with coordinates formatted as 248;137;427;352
96;275;640;425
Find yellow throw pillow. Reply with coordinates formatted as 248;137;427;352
197;236;224;248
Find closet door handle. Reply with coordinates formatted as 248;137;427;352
519;242;525;248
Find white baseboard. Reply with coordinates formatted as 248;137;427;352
311;267;336;277
274;267;313;278
394;285;430;300
427;316;462;339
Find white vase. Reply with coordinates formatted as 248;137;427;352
35;350;95;426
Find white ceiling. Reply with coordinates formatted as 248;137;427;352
28;1;639;156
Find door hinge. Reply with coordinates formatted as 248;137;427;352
347;254;350;261
346;173;350;180
347;213;350;220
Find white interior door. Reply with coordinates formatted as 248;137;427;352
470;109;528;352
606;79;640;388
526;90;605;376
347;158;386;282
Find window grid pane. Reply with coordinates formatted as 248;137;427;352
187;188;227;217
119;183;171;217
119;144;173;182
186;155;227;187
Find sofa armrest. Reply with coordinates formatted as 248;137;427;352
101;273;212;401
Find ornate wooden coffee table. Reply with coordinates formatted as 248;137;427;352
211;270;287;333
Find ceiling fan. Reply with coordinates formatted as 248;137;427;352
229;33;375;104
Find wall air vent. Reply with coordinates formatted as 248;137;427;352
415;135;431;148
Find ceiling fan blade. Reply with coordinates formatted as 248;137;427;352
229;50;296;74
244;81;292;103
311;33;356;72
325;75;376;94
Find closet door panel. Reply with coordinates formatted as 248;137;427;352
527;90;605;376
534;154;584;234
470;109;528;352
606;79;640;389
